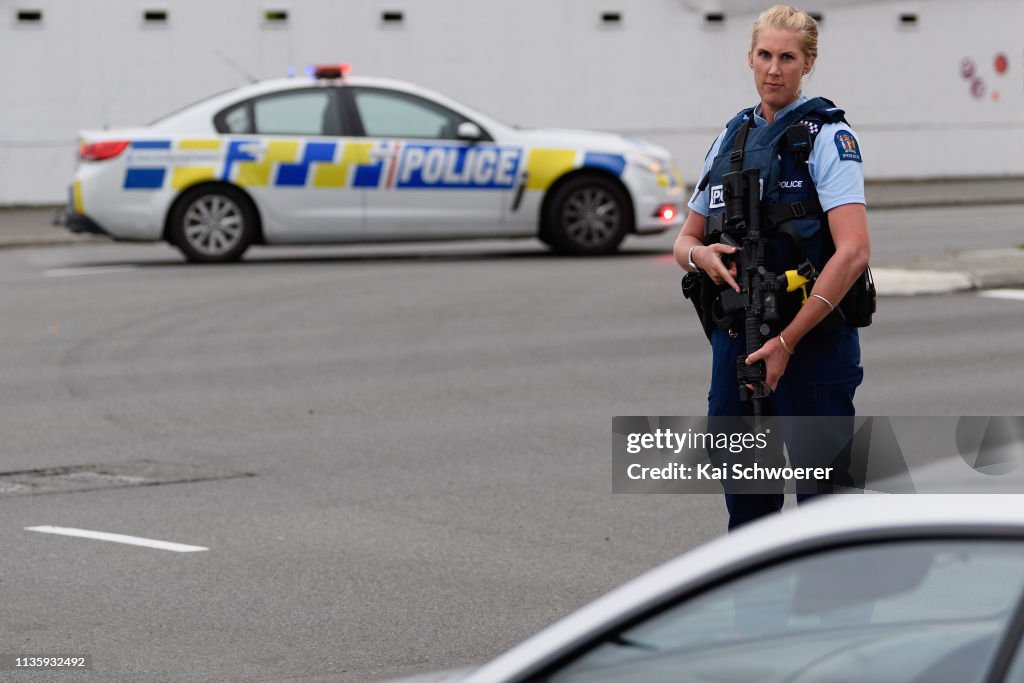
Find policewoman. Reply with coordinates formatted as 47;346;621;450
674;5;870;530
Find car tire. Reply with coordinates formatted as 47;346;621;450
544;175;630;255
169;186;256;263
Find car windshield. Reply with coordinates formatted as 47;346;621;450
549;540;1024;683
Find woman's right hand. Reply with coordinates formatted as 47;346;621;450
694;244;741;292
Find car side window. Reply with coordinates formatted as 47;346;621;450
547;540;1024;683
350;88;466;140
253;91;335;136
222;106;251;134
215;89;341;136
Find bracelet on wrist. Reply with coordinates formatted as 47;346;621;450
687;245;703;273
778;333;795;356
811;293;835;312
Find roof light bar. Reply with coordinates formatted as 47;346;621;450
312;63;352;80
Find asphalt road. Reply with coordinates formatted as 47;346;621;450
865;203;1024;264
1;204;1023;682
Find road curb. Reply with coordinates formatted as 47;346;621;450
872;268;976;296
0;236;107;250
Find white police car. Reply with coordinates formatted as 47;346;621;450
64;64;684;262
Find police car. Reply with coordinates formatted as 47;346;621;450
64;64;684;262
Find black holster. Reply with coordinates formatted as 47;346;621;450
840;266;876;327
681;272;725;342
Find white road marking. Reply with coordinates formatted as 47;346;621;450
979;289;1024;302
44;266;137;278
25;526;208;553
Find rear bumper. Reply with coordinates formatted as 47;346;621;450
55;206;109;236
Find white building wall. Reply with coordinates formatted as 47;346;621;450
1;0;1021;205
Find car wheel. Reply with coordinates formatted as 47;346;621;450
170;186;255;263
544;176;630;255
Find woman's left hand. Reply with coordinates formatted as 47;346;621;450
745;337;791;392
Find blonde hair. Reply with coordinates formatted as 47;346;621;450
750;5;819;63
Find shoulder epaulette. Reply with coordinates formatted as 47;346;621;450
803;98;847;125
796;99;848;141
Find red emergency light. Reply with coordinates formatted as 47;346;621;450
312;63;352;80
656;204;678;221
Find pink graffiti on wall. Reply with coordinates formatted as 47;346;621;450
960;53;1009;101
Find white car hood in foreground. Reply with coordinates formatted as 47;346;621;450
381;666;474;683
464;493;1024;682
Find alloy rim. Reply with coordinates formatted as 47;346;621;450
183;195;243;255
561;187;620;246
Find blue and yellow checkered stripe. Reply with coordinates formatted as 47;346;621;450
123;139;382;191
124;140;172;189
123;140;626;191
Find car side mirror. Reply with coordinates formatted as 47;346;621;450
456;121;483;142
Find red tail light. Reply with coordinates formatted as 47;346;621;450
80;140;130;161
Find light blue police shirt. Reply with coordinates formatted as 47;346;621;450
687;94;865;216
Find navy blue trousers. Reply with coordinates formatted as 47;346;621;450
708;325;863;530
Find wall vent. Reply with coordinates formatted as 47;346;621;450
143;9;169;26
263;8;289;26
16;9;43;25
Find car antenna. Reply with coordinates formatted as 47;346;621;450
213;49;258;84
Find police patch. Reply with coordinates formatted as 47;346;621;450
709;184;724;209
833;130;862;162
